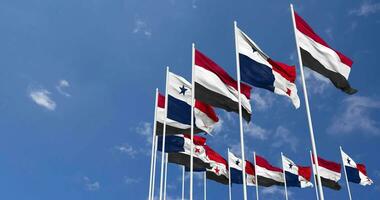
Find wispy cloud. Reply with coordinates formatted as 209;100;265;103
251;91;276;111
56;79;71;97
301;67;330;94
83;176;100;191
328;96;380;135
349;1;380;16
124;177;141;184
244;123;269;140
191;0;198;9
136;122;153;143
132;19;152;37
261;186;292;197
271;126;298;152
114;143;138;158
325;27;333;40
29;88;56;111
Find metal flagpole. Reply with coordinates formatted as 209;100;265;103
164;153;168;200
204;172;207;200
148;89;159;200
310;150;320;200
340;146;353;200
290;4;324;200
228;148;232;200
159;67;170;200
151;135;158;200
281;153;289;200
190;43;196;200
253;152;259;200
233;20;248;200
182;166;185;200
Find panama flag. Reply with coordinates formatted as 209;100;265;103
313;156;342;190
204;146;229;185
194;49;252;122
156;72;219;135
282;155;313;188
294;11;357;94
340;149;373;186
255;154;284;187
236;27;300;109
228;151;256;186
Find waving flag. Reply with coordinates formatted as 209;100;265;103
156;72;219;135
340;149;373;186
228;151;256;186
194;49;252;122
236;27;300;108
255;154;284;187
313;156;342;190
282;155;313;188
204;146;229;185
294;11;357;94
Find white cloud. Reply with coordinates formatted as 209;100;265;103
133;19;152;37
261;186;292;197
212;118;224;135
29;88;56;111
83;176;100;191
328;96;380;135
115;143;138;158
251;91;275;111
350;1;380;16
191;0;198;9
325;27;333;40
56;79;71;97
136;122;153;143
271;126;298;152
244;123;269;140
301;67;330;94
124;177;141;184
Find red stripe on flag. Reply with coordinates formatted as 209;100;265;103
183;134;206;145
158;93;165;108
195;49;252;99
256;155;283;173
204;145;227;166
195;100;219;122
312;156;341;173
357;164;368;176
245;160;255;175
298;166;312;181
267;58;296;83
294;11;353;67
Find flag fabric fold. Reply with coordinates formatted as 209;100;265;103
294;11;357;94
204;146;229;185
236;28;300;108
340;149;373;186
282;155;313;188
255;154;284;187
194;49;252;122
313;156;342;190
228;151;256;186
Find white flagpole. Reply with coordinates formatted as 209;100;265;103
148;89;159;200
151;135;158;200
182;166;185;200
253;152;259;200
310;150;320;200
340;146;353;200
159;67;170;200
234;20;248;200
204;172;207;200
190;43;195;200
290;4;324;200
281;153;289;200
164;153;168;200
228;148;232;200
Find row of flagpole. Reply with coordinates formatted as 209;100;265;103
147;4;362;200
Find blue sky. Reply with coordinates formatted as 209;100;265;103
0;0;379;199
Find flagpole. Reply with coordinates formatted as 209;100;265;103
190;43;196;200
340;146;353;200
164;153;168;200
152;135;158;200
281;152;289;200
159;67;170;200
310;150;320;200
182;166;185;200
253;151;259;200
290;4;324;200
234;20;248;200
204;171;207;200
148;89;159;200
228;148;232;200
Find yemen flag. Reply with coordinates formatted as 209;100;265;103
255;154;284;187
194;49;252;122
236;27;300;108
294;11;357;94
340;149;373;186
313;156;342;190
